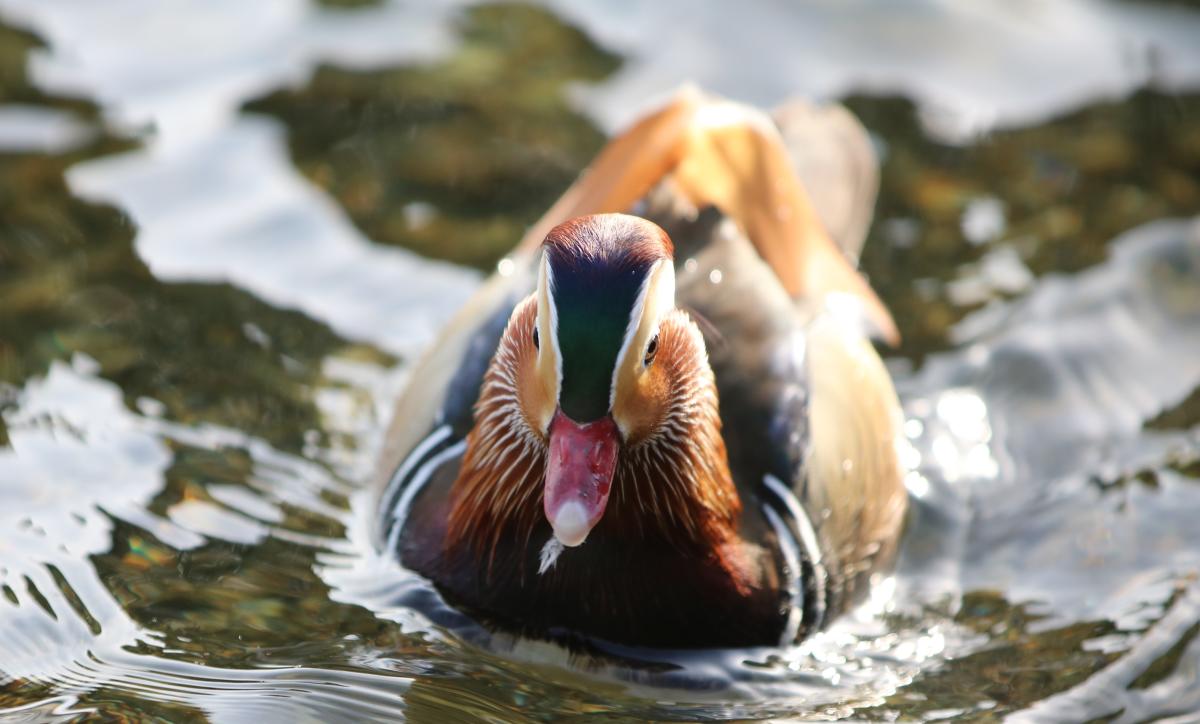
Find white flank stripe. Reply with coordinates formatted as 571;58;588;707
386;435;466;551
387;425;451;498
762;502;804;645
763;473;823;566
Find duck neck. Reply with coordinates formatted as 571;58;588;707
607;411;741;553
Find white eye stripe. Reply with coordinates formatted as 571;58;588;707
538;253;563;389
525;252;562;436
610;260;675;407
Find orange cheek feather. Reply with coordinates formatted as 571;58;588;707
613;357;669;446
510;302;555;440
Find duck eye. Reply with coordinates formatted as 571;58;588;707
533;327;540;350
643;334;658;366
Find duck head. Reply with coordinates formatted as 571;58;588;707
446;213;739;567
535;214;679;547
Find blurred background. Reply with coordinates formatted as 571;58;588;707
1;0;1199;720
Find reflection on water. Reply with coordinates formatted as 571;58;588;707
852;90;1200;362
1;0;1200;720
246;3;619;270
882;218;1200;720
518;0;1200;141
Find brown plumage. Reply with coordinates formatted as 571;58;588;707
446;220;744;583
444;297;547;571
542;214;674;273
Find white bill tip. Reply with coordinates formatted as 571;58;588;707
549;501;591;547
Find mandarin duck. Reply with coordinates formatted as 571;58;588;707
374;89;907;651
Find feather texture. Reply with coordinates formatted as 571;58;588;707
444;294;746;584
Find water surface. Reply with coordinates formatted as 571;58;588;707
1;1;1200;720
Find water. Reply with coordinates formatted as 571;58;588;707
1;1;1199;720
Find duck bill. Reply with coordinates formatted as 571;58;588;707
544;410;620;547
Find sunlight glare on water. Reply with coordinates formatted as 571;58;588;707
1;0;1200;720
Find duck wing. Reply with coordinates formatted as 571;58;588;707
520;87;898;345
645;193;906;628
627;94;906;621
773;98;880;264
